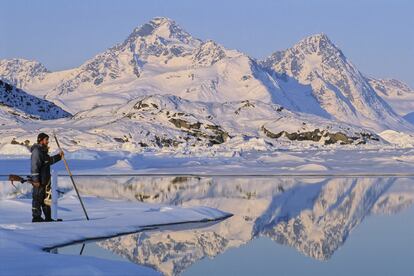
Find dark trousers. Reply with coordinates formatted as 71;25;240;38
32;185;51;219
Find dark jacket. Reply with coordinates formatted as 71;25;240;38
30;144;61;186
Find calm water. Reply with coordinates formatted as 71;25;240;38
54;176;414;275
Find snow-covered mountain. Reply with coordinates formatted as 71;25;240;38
0;17;412;150
0;94;382;155
367;77;414;124
368;78;414;98
0;58;48;89
47;17;200;97
0;17;279;114
260;34;412;132
0;79;70;120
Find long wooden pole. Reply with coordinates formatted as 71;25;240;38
53;133;89;220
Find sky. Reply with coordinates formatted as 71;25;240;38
0;0;413;87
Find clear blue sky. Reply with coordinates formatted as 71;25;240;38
1;0;413;87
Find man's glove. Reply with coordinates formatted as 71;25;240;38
32;181;40;188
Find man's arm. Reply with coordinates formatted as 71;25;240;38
31;148;42;184
49;150;63;165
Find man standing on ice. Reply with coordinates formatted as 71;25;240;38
31;133;64;222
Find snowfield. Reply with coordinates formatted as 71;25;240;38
0;191;230;275
2;147;414;177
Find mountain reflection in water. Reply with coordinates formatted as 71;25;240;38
59;176;414;276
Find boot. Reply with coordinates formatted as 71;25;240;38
44;217;62;222
32;217;44;223
42;205;52;221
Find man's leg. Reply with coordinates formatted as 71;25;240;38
42;206;52;221
32;186;44;222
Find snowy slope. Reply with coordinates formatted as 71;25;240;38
0;94;383;157
0;104;31;128
0;79;71;120
368;78;414;98
260;34;412;132
0;58;48;88
367;77;414;121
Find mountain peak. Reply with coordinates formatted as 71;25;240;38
149;16;175;26
304;33;331;43
192;40;227;67
259;33;410;131
0;58;48;73
260;33;341;69
294;33;340;56
127;17;197;45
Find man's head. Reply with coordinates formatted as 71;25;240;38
37;133;49;146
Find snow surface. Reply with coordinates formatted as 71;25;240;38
0;80;70;120
0;93;388;158
3;148;414;177
368;77;414;117
379;130;414;148
0;143;30;155
0;191;230;275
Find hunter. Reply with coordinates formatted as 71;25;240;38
31;133;64;222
